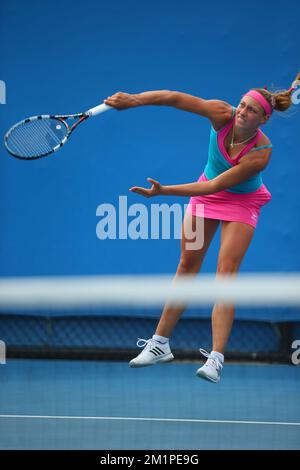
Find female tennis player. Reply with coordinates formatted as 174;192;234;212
104;72;299;383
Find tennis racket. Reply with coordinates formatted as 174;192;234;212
4;102;112;160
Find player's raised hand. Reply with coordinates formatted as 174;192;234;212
104;92;140;110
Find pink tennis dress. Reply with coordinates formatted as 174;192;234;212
187;107;272;228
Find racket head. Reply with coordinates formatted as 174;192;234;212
4;115;70;160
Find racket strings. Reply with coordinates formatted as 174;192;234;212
9;122;53;156
6;118;68;158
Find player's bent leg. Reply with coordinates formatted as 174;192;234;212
129;216;220;368
154;216;220;338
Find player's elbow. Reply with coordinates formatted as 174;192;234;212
206;179;221;194
160;91;179;106
251;152;271;172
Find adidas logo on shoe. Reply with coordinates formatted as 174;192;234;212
129;338;174;368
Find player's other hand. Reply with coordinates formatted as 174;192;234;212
129;178;163;198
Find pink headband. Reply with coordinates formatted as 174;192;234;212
244;90;273;116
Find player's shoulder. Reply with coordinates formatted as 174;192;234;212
210;103;235;131
255;131;272;149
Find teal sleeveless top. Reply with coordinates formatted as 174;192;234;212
203;107;272;194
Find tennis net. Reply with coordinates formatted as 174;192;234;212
0;273;299;362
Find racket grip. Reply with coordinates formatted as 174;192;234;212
87;103;112;116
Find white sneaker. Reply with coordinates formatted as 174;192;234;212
196;349;223;383
129;338;174;368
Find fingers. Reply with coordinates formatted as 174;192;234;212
104;92;126;109
104;98;120;109
147;177;158;183
130;186;147;193
105;92;124;100
104;92;125;103
129;187;150;198
129;177;160;198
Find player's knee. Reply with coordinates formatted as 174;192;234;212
178;255;201;274
217;259;240;275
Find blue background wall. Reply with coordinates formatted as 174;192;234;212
0;0;299;276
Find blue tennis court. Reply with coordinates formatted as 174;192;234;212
0;359;299;450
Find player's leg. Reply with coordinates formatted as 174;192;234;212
155;215;220;337
197;221;255;382
129;215;220;367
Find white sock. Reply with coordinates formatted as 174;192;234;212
211;350;224;363
152;334;169;344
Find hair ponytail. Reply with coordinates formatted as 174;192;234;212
253;71;300;114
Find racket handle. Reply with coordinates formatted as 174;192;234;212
86;103;112;117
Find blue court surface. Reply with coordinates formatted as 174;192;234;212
0;359;299;450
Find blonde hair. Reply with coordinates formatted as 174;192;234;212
253;71;300;113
